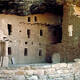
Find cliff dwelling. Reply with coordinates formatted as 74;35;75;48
0;0;80;67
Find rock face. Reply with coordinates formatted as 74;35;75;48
1;0;80;16
56;0;80;5
0;0;46;16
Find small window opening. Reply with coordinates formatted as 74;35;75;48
3;37;7;39
39;43;41;46
8;24;12;35
27;29;30;38
28;17;31;22
25;42;27;44
19;30;21;32
40;30;43;36
24;48;27;56
8;47;11;55
32;42;33;45
34;16;37;22
39;50;42;56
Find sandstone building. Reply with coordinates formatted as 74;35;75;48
0;0;80;67
0;13;62;66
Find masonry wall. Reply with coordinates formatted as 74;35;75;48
0;13;60;64
0;62;80;80
61;4;80;62
48;4;80;63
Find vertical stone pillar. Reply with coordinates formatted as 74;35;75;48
2;41;8;67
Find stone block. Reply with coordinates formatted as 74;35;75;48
13;75;25;80
25;70;34;75
44;68;55;75
27;75;38;80
15;70;25;75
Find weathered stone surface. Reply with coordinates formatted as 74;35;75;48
13;75;25;80
25;70;34;75
0;63;79;80
15;70;25;75
0;13;60;65
27;75;38;80
44;68;55;75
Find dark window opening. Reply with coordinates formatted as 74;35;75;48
25;42;27;44
24;48;27;56
39;43;41;46
3;37;7;39
8;24;12;35
34;16;37;22
40;30;43;36
8;47;11;55
28;17;31;22
27;29;30;38
32;42;33;45
19;30;21;32
39;50;42;56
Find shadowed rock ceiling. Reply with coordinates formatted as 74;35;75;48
0;0;80;16
0;0;63;16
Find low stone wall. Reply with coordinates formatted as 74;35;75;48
0;62;80;80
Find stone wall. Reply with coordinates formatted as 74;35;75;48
47;3;80;63
61;4;80;62
0;61;80;80
0;13;60;64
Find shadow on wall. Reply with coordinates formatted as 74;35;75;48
30;3;63;16
46;5;80;64
46;52;61;64
46;25;62;63
48;25;62;44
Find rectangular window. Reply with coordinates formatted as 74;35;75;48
24;48;27;56
25;42;28;44
27;29;30;38
28;17;31;22
39;50;42;56
8;47;11;55
34;16;37;22
40;30;43;36
8;24;12;35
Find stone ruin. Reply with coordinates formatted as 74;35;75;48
0;0;80;68
0;0;80;80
